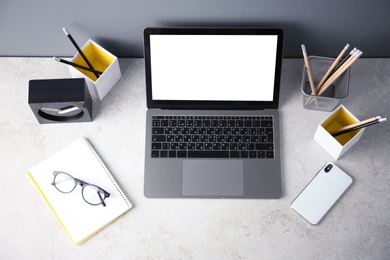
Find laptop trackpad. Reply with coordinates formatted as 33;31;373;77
182;160;244;197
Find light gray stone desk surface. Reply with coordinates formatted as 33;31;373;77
0;58;389;259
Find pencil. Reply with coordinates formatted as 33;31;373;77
301;44;316;95
330;47;357;76
63;27;100;79
315;44;350;93
317;49;362;96
330;116;387;137
53;57;103;75
332;121;380;137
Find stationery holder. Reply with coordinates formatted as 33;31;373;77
28;78;92;124
69;39;121;101
314;105;364;160
301;56;350;112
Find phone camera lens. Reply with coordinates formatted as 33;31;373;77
325;164;333;172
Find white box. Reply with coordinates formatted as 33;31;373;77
69;40;121;101
314;105;365;160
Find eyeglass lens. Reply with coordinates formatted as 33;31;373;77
82;185;106;206
54;172;77;193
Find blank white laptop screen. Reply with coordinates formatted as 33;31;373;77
149;35;278;102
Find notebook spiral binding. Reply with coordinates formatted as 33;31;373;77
84;137;134;208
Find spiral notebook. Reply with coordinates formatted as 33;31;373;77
28;137;133;246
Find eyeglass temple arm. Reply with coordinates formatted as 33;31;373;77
97;192;106;207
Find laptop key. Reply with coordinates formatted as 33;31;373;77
230;151;239;158
258;151;266;158
256;143;273;150
187;151;229;158
151;150;160;157
152;135;166;142
152;127;164;134
261;120;273;127
249;151;257;158
152;143;162;149
266;151;274;158
177;151;187;158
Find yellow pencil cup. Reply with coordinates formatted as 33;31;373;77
314;105;365;160
69;40;121;101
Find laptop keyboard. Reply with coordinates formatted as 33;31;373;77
150;115;275;159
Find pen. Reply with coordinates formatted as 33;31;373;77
63;27;100;79
53;57;103;75
315;43;350;92
330;116;387;137
301;44;317;95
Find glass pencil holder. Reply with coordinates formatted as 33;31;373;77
301;56;350;112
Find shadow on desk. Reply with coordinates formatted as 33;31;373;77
90;59;146;121
279;59;304;109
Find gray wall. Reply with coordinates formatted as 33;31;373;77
1;0;389;58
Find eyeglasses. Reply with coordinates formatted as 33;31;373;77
51;171;110;207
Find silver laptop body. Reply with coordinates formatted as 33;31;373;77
143;27;284;198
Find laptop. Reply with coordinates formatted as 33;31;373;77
143;27;284;198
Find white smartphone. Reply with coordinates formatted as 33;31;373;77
291;162;353;225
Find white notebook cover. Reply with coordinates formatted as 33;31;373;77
28;137;133;245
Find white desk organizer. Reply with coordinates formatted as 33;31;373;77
69;40;121;101
314;105;365;160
